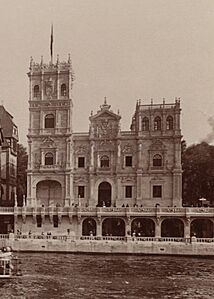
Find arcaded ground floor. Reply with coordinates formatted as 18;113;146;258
10;215;214;239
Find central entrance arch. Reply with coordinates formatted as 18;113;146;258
36;180;62;207
98;182;111;207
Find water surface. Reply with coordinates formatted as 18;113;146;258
1;253;214;298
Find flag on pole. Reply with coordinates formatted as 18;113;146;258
50;24;53;62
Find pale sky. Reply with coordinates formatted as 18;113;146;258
0;0;214;146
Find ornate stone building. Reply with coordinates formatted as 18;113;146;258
27;56;182;213
13;56;193;238
10;55;213;240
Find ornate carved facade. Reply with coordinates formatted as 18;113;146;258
27;56;182;212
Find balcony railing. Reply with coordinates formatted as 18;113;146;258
1;206;214;217
5;234;214;244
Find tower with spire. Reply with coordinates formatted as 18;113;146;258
27;55;74;207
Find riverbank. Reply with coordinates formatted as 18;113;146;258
1;234;214;256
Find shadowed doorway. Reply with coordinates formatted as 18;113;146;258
98;182;111;207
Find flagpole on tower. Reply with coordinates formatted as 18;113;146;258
50;24;53;64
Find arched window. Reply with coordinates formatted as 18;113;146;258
33;85;40;98
166;116;173;130
153;154;162;167
45;114;55;128
154;116;161;131
45;152;54;165
61;84;66;96
142;117;149;131
100;155;109;168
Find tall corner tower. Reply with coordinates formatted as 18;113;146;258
27;55;74;207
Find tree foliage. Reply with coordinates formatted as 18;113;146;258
182;141;214;206
17;143;28;206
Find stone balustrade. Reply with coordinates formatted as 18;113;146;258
1;206;212;218
5;234;214;244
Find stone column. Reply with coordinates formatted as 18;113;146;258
89;175;95;206
125;217;132;237
184;218;191;238
77;217;82;238
116;176;121;204
172;170;182;206
27;174;32;206
41;149;44;165
55;148;58;165
65;173;74;207
96;218;102;237
66;139;71;169
69;174;74;206
136;173;142;203
155;218;161;238
90;141;94;168
28;140;32;169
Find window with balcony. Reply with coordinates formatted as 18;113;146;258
142;117;149;131
153;185;162;198
153;154;162;167
125;156;132;167
45;152;54;165
100;155;109;168
45;114;55;129
125;186;132;198
154;116;161;131
166;116;173;130
78;186;85;198
33;85;40;98
78;157;85;168
61;84;67;96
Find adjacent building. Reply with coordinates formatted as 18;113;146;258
0;106;18;233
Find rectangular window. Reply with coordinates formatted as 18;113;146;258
78;186;85;198
53;215;58;228
153;185;162;198
125;186;132;198
36;215;42;228
125;156;132;167
78;157;85;168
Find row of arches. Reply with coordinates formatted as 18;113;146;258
82;217;214;238
33;84;67;97
142;116;173;131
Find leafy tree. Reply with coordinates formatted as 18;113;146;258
17;143;28;206
182;142;214;206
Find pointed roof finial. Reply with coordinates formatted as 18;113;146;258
40;55;43;66
56;54;59;65
100;97;111;110
91;110;93;116
68;53;71;64
30;56;33;69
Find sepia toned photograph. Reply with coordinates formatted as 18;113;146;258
0;0;214;298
